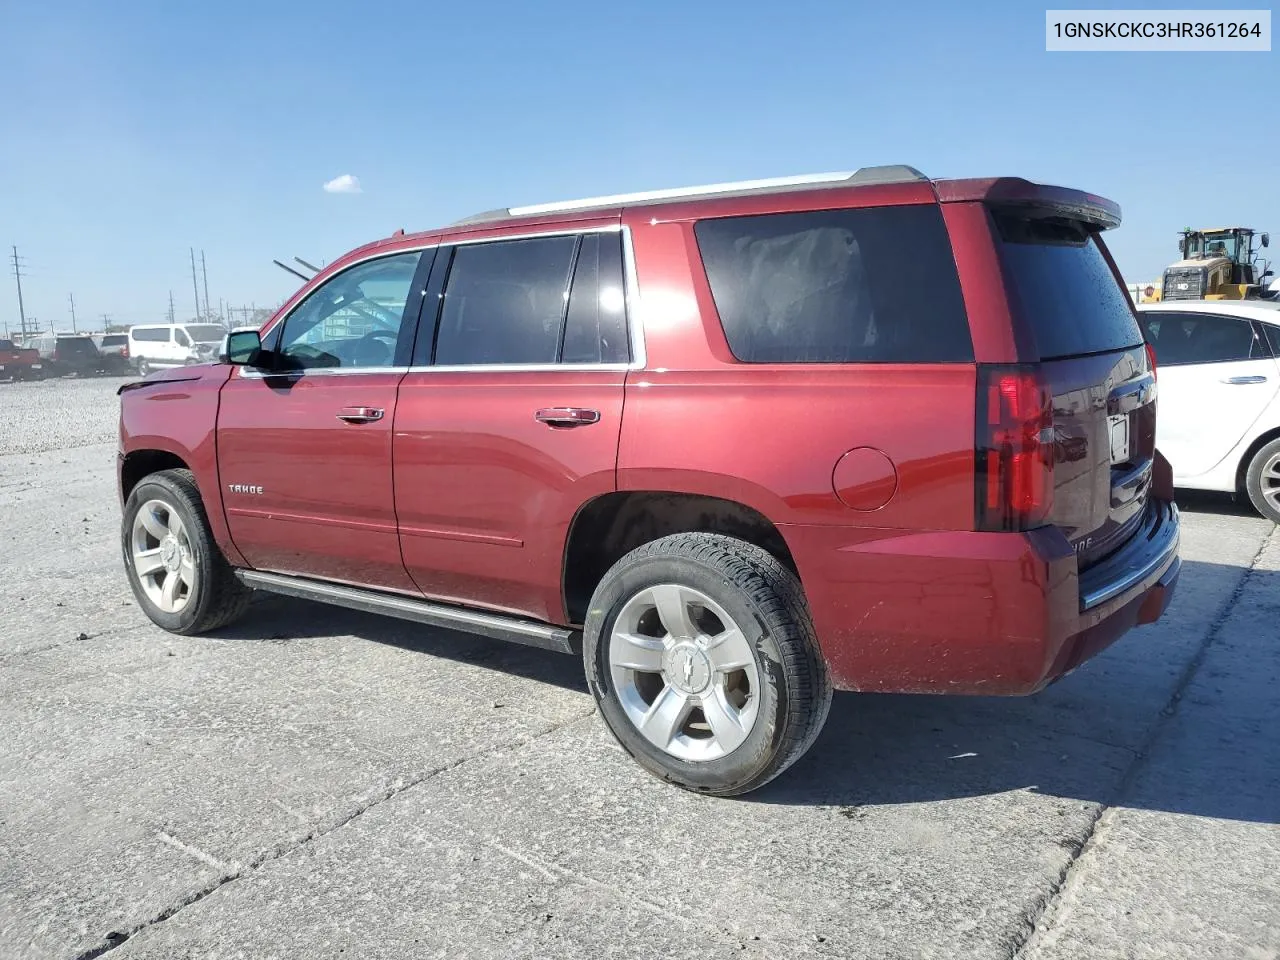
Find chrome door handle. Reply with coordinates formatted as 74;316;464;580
535;407;600;427
1221;376;1268;385
336;406;384;423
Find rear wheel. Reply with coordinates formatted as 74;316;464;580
583;533;832;796
136;358;151;376
1245;438;1280;524
122;469;251;634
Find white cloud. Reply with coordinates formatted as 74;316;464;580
322;174;362;194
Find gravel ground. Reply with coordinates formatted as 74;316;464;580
1;378;1277;960
0;375;131;454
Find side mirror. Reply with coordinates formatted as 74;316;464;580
220;329;264;366
1262;234;1270;248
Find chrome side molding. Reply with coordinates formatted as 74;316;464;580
235;569;578;654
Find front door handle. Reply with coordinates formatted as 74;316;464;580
535;407;600;427
336;406;385;423
1221;375;1268;385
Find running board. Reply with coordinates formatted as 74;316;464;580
235;570;578;654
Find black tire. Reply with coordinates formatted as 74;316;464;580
1245;437;1280;524
121;468;252;635
583;533;832;797
136;358;151;376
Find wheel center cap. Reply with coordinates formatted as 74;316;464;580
160;536;181;573
664;642;712;695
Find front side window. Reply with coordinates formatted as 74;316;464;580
276;251;422;370
694;205;973;363
434;236;578;365
1139;312;1265;366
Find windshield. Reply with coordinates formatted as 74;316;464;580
1185;232;1243;261
185;324;227;343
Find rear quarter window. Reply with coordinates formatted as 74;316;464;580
994;213;1143;360
694;204;973;363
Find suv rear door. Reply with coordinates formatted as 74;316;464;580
392;225;630;624
991;210;1155;569
1138;309;1279;480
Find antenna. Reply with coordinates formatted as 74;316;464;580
293;257;320;274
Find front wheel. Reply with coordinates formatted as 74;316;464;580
583;533;832;797
122;469;251;634
1245;438;1280;524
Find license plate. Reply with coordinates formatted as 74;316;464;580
1108;414;1130;464
30;363;41;369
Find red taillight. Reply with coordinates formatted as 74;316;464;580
976;366;1054;532
1145;341;1157;381
122;345;129;358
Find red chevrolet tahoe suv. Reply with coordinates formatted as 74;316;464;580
117;166;1181;796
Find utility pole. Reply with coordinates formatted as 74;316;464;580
10;246;29;340
201;249;211;320
68;293;78;333
189;248;201;321
100;313;111;333
167;290;176;324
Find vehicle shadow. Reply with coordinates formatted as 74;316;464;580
754;558;1279;825
1175;488;1260;518
220;593;590;693
215;559;1277;824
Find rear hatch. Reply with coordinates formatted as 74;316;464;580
55;337;102;367
991;210;1155;570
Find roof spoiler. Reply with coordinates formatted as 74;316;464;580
935;177;1121;230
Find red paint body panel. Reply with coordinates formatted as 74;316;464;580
216;369;417;593
117;169;1180;700
392;369;624;621
117;365;246;567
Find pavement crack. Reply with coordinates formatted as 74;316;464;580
1007;527;1275;960
70;707;598;959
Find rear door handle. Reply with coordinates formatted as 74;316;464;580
1221;375;1268;385
336;406;385;423
535;407;600;427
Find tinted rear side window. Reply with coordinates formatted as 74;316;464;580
561;233;629;364
994;214;1143;360
694;205;972;363
435;236;577;365
131;328;171;342
1265;322;1280;357
1139;311;1267;365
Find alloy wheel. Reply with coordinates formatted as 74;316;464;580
608;584;761;762
130;499;195;614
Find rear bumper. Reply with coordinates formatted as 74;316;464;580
781;498;1181;695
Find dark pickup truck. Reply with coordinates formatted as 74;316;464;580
0;339;44;380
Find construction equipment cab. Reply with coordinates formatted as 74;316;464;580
1160;227;1274;301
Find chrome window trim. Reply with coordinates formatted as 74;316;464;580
405;363;632;374
234;222;650;380
236;365;411;380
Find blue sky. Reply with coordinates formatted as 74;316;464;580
0;0;1275;333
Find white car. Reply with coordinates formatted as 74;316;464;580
127;323;228;375
1136;299;1280;522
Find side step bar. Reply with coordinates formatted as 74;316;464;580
235;570;578;655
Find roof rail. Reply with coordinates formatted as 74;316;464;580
451;165;929;226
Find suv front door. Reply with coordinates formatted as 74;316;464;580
393;227;631;623
217;248;433;591
1140;310;1280;479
